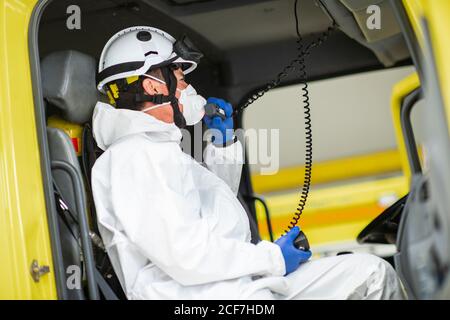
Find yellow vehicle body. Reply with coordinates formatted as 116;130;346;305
0;0;448;299
0;0;56;299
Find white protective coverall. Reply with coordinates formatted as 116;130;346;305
91;101;405;300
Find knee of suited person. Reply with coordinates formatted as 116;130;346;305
345;253;404;300
368;255;404;299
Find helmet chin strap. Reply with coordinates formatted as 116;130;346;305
132;66;186;128
161;67;186;129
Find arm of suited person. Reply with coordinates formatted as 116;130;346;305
111;148;285;286
203;139;244;196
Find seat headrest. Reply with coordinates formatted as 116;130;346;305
42;50;98;124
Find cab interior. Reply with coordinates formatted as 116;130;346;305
34;0;416;299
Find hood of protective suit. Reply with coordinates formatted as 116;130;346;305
92;101;182;150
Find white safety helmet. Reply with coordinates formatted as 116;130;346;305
97;26;202;94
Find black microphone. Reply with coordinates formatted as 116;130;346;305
294;231;310;251
204;103;227;120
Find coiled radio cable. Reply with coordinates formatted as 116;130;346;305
234;0;336;234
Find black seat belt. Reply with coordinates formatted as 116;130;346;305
94;268;119;300
53;180;119;300
81;123;128;300
81;122;102;234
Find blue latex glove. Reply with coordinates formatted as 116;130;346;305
275;226;312;275
203;97;234;145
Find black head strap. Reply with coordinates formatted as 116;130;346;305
161;66;186;129
113;67;187;129
134;94;171;105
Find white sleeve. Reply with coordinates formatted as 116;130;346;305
111;147;285;286
203;140;244;195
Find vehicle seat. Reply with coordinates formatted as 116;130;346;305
46;127;89;299
41;50;124;300
42;50;98;217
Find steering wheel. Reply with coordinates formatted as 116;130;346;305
357;194;408;245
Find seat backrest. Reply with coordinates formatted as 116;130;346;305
47;127;85;299
42;50;98;124
47;127;84;212
41;49;98;230
42;50;99;299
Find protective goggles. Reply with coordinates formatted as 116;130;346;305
173;35;204;65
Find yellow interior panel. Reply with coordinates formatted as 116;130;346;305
0;0;56;299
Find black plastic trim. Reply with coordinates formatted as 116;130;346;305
236;114;259;239
400;88;423;176
246;195;274;242
390;0;424;81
